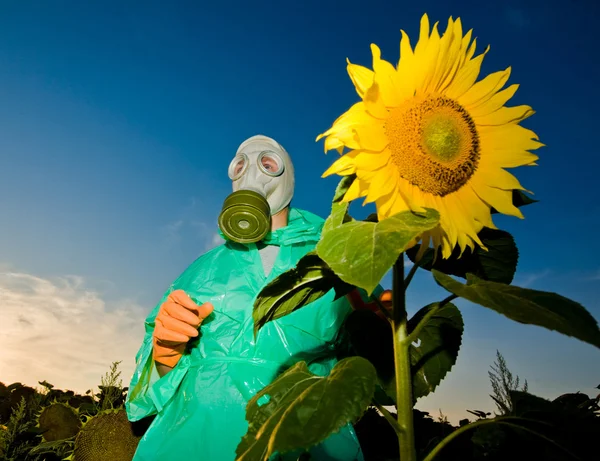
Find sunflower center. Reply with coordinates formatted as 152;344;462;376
384;95;480;196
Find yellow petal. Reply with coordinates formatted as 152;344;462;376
441;193;485;253
323;136;344;153
376;188;410;218
416;13;431;54
316;102;366;141
322;154;357;177
469;181;524;218
397;30;414;71
474;166;528;191
317;102;378;151
459;67;511;108
436;18;468;93
480;147;539;169
416;21;442;94
464;35;477;61
458;185;497;229
476;105;535;126
445;46;489;99
363;167;398;203
479;123;543;150
396;31;417;95
468;84;520;117
352;149;391;171
396;180;427;213
344;176;369;201
353;120;388;151
371;43;409;105
347;59;374;99
363;81;389;119
429;17;461;93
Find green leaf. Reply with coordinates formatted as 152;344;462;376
341;309;395;405
316;209;440;295
235;357;377;461
433;271;600;349
342;303;463;404
409;302;464;401
406;228;519;284
332;174;356;203
491;190;538;214
322;201;352;235
253;252;354;334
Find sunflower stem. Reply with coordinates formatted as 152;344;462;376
403;259;419;289
391;254;417;461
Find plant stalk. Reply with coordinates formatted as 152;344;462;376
391;255;417;461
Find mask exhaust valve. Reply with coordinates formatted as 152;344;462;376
218;190;271;243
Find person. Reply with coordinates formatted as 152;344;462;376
125;135;390;461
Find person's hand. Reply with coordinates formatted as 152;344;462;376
152;290;214;368
346;289;393;320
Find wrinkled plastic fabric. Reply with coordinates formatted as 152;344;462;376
125;208;382;461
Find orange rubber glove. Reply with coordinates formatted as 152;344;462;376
346;289;393;320
152;289;214;368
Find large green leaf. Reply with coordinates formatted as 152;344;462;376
253;252;354;334
235;357;377;461
342;303;463;404
322;201;353;235
433;271;600;349
406;228;519;284
340;309;395;405
409;302;464;401
316;209;440;295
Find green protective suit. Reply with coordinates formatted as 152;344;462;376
125;208;382;461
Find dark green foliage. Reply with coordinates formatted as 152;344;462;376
0;361;142;461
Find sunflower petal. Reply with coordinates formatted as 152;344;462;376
322;153;358;177
364;167;398;203
470;182;524;218
464;35;477;61
352;120;389;151
459;67;511;108
397;30;417;96
377;186;412;217
469;84;520;117
429;17;459;92
316;102;369;141
352;149;391;171
475;166;528;191
317;102;378;151
323;136;344;153
370;44;406;106
445;46;489;99
417;21;442;93
436;18;468;93
344;176;370;201
396;180;427;213
477;105;535;126
363;82;389;119
347;59;374;99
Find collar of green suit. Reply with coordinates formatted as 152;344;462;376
218;208;324;246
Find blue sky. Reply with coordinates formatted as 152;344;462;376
0;0;598;423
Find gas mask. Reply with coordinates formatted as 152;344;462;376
218;135;295;244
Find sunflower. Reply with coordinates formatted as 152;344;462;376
317;14;543;258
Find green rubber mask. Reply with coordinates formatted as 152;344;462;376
218;135;295;244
